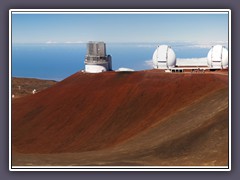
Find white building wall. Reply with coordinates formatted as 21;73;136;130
85;64;108;73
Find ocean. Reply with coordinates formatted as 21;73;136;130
12;43;213;81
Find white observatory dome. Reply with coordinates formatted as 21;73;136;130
152;45;176;69
84;41;112;73
207;45;228;69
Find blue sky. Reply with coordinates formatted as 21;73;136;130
12;12;229;44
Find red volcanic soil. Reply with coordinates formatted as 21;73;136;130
12;77;57;98
12;70;229;166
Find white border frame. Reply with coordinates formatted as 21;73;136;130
9;9;231;171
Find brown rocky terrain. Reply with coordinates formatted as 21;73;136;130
11;70;229;166
12;77;57;98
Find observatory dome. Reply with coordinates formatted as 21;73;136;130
84;41;112;73
116;67;134;72
207;45;228;69
152;45;176;69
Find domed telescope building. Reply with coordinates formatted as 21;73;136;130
85;41;112;73
207;45;228;69
152;45;176;69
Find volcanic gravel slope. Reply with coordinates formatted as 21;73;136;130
12;77;57;98
12;70;229;166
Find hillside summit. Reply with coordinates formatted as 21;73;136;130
12;70;229;166
12;77;57;98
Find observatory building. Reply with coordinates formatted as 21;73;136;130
84;41;112;73
152;45;176;69
207;45;228;69
152;44;228;72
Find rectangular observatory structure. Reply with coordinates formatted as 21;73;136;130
85;41;112;73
